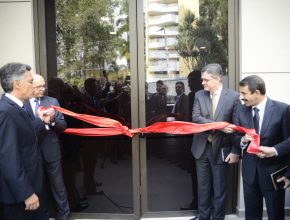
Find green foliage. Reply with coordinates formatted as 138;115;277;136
175;0;228;73
56;0;129;86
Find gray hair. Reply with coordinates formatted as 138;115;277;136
201;63;223;79
0;62;31;93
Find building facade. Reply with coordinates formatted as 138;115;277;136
0;0;290;219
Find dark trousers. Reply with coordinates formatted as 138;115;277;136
196;143;228;220
243;172;285;220
45;160;70;220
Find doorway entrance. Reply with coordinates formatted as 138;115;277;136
38;0;238;219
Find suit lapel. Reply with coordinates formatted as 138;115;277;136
245;106;254;128
204;92;213;119
24;100;35;119
260;99;273;137
213;88;226;120
3;96;33;123
40;96;48;107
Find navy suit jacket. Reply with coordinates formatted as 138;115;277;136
233;98;290;190
0;95;44;204
25;96;66;163
191;87;241;163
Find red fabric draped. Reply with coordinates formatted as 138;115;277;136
50;105;260;154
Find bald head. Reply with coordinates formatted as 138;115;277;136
32;74;46;98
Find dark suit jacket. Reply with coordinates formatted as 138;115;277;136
233;98;290;190
25;96;67;163
0;95;44;204
191;87;240;162
150;92;167;115
173;93;190;121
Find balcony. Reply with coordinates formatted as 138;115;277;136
148;14;178;26
147;0;178;3
147;3;178;15
148;37;177;49
148;50;179;59
148;60;179;72
148;26;178;37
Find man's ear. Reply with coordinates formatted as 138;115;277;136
255;89;261;95
12;80;20;90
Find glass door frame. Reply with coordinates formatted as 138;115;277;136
136;0;241;218
33;0;240;218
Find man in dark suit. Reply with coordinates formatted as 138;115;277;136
191;63;240;220
150;80;167;121
180;70;204;211
172;81;189;121
24;74;72;219
233;75;290;220
0;62;50;220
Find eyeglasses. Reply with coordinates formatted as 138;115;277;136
201;77;217;83
34;84;46;89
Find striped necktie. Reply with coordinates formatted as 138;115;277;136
253;107;260;134
34;98;40;115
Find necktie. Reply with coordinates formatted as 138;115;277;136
208;93;216;143
34;98;40;115
22;105;27;113
172;96;180;113
253;107;260;134
212;93;216;116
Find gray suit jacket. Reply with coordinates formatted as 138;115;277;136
191;87;240;162
40;96;66;162
25;96;67;163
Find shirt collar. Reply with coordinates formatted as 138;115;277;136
29;97;39;105
176;92;184;98
5;93;24;108
212;84;223;96
253;96;267;112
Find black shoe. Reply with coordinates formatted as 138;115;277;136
79;195;89;202
73;202;89;212
180;203;194;210
95;181;103;187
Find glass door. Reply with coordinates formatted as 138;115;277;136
38;0;237;219
139;0;238;218
43;0;138;219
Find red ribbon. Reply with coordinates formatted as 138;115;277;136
50;105;260;154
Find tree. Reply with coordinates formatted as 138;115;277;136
175;11;200;72
55;0;125;83
175;0;228;72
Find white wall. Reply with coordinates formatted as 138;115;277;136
239;0;290;215
240;0;290;104
0;0;35;94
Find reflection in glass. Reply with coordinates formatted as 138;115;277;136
51;0;133;214
144;0;228;212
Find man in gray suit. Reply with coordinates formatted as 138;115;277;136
25;74;70;220
190;63;240;220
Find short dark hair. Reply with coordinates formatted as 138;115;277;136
156;80;164;86
176;81;185;88
187;69;201;80
239;75;266;95
0;62;31;93
84;78;98;90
